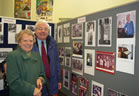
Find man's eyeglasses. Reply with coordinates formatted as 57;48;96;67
37;27;49;31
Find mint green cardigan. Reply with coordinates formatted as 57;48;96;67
7;46;46;96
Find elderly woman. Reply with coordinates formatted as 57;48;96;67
6;29;46;96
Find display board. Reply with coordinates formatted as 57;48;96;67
57;2;139;96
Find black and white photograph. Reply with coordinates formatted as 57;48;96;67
58;47;64;65
63;69;70;90
0;48;13;63
84;49;95;76
98;17;112;47
73;41;83;57
57;25;63;43
72;57;83;75
63;23;70;43
65;47;71;67
72;23;83;39
0;23;4;44
85;20;96;47
26;25;35;32
8;24;22;44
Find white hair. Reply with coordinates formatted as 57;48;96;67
35;19;50;30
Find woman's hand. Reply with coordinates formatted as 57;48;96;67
33;88;41;96
36;77;43;91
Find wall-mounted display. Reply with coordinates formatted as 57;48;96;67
98;17;112;47
116;10;136;75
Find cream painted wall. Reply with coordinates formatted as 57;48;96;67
0;0;137;23
53;0;137;23
1;0;14;18
0;1;2;15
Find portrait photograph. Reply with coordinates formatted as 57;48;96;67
117;10;136;38
63;23;70;43
85;20;96;47
57;25;63;43
98;17;112;47
84;49;95;76
96;51;115;74
72;23;83;39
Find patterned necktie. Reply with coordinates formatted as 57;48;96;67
41;41;50;79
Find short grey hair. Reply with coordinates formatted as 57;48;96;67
35;19;50;30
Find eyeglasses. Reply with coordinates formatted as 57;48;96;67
37;27;49;31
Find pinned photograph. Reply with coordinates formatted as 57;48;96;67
98;17;112;47
72;23;83;39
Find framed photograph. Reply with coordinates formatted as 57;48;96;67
63;23;70;43
72;23;83;39
26;25;35;32
117;10;136;38
65;47;71;67
0;23;4;44
63;69;70;90
85;20;96;47
96;51;115;74
91;80;104;96
84;49;95;76
57;25;63;43
108;88;128;96
72;57;83;75
58;47;64;65
71;73;78;96
0;48;13;63
98;17;112;47
72;41;83;57
79;88;88;96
